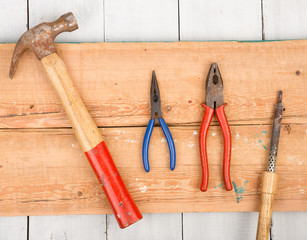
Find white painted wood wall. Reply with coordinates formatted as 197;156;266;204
0;0;306;239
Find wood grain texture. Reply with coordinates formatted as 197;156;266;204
29;215;106;240
0;0;27;43
104;0;178;41
263;0;307;40
0;216;27;240
183;211;307;240
183;212;258;240
256;172;279;240
42;53;143;229
107;213;182;240
0;123;305;216
1;41;307;128
179;0;262;41
29;0;104;42
271;212;307;240
2;2;307;238
41;53;103;151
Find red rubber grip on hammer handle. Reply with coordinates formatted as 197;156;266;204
85;141;142;228
216;104;232;191
199;104;214;191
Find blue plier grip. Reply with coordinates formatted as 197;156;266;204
142;118;176;172
158;118;176;171
142;119;155;172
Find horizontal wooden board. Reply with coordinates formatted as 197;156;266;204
0;124;305;216
1;41;307;128
0;41;306;216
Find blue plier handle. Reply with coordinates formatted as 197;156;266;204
142;118;176;172
142;71;176;172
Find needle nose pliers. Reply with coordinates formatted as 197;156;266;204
142;71;176;172
199;63;232;192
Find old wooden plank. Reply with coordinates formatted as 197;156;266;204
0;216;27;240
29;0;104;42
0;41;306;128
0;124;305;216
271;212;307;239
263;0;307;40
0;0;27;42
179;0;262;41
104;0;178;41
183;212;257;240
183;212;307;240
107;213;182;240
29;215;106;240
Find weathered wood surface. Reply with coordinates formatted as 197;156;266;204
183;212;258;240
0;216;27;240
29;0;104;42
107;213;182;240
0;0;27;43
0;41;306;216
0;41;307;129
2;1;307;239
29;215;106;240
183;211;307;240
263;0;307;40
0;123;305;215
180;0;262;41
271;212;307;239
104;0;178;42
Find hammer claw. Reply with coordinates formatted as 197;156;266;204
9;12;78;79
9;32;30;79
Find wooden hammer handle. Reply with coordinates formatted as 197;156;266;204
41;53;142;228
256;171;279;240
41;53;103;151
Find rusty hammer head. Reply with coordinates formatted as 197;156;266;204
9;12;78;79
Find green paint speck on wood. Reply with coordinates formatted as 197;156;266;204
232;181;249;203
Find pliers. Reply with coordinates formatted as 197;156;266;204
199;63;232;191
142;71;176;172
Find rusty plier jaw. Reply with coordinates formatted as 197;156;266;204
150;70;162;119
206;63;224;109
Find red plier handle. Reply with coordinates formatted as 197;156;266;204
199;103;232;191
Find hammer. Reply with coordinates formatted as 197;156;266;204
9;12;142;228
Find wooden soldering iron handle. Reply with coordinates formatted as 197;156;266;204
41;53;142;228
256;171;279;240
